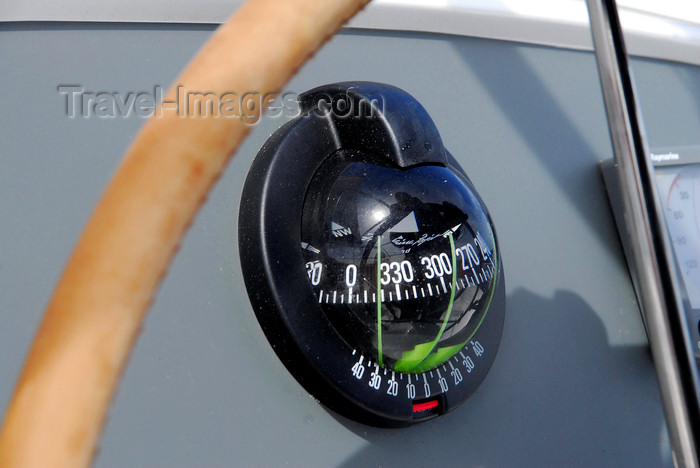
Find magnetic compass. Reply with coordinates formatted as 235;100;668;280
239;82;505;427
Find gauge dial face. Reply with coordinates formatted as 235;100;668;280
239;82;506;426
657;165;700;308
301;156;498;374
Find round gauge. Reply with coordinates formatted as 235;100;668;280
663;166;700;293
301;154;498;374
239;82;505;427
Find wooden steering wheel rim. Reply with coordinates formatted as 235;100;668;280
0;1;369;466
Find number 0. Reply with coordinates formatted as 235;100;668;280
345;264;357;287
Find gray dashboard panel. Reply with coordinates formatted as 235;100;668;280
0;22;693;467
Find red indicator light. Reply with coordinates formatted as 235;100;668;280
412;400;439;412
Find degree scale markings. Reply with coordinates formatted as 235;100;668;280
353;349;484;401
316;263;494;305
349;338;487;401
312;230;495;397
309;233;496;305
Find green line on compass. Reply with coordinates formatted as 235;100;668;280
376;235;383;367
394;232;458;373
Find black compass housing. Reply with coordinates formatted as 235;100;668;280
239;82;505;427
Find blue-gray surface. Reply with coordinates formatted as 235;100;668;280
2;22;697;467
